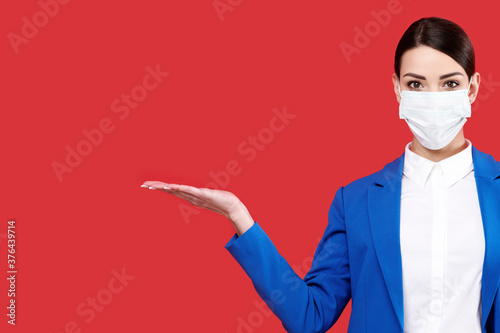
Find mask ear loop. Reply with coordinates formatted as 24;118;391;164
467;78;473;104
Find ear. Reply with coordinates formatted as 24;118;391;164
468;72;480;104
392;73;401;103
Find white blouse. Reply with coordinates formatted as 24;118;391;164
400;139;484;332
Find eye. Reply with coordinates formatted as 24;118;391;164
407;81;422;89
444;80;459;88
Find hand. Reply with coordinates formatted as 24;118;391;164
141;181;254;235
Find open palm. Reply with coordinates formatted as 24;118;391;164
141;181;251;222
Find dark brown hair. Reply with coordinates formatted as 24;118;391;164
394;17;475;80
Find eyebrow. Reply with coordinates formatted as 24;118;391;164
403;72;464;80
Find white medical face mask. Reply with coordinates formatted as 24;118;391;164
398;79;472;150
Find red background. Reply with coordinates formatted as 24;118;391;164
2;0;500;332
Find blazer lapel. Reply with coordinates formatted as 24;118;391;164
472;147;500;328
368;154;405;330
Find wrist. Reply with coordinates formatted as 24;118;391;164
228;202;254;236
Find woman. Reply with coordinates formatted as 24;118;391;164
141;17;500;332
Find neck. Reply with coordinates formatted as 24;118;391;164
410;131;468;162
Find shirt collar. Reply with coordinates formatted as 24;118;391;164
403;139;474;188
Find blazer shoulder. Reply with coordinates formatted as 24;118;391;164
342;153;405;197
471;146;500;179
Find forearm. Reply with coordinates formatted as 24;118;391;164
225;222;350;333
224;188;351;332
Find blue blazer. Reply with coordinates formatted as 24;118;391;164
225;146;500;333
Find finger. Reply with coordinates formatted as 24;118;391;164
141;182;201;201
160;187;209;205
173;184;207;196
162;190;223;213
141;181;202;194
142;181;178;189
164;190;200;203
160;184;212;200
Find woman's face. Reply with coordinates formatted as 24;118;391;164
392;45;480;103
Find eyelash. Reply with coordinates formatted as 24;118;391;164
407;80;460;89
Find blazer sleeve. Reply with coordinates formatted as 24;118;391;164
224;186;351;333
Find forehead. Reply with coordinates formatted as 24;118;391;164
400;46;466;78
